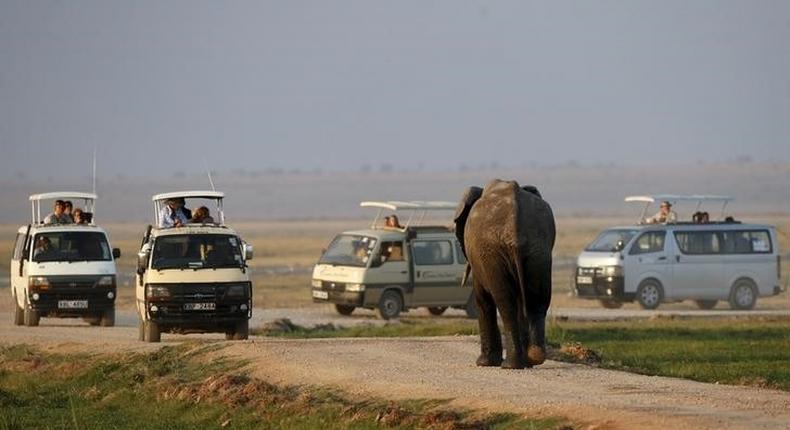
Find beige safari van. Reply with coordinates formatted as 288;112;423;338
135;191;253;342
311;201;475;320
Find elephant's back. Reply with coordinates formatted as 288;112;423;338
465;181;520;249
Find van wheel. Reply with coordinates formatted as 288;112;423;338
428;307;447;316
24;306;40;327
378;291;403;320
13;298;24;326
144;321;161;343
599;299;623;309
464;297;478;319
335;304;355;316
636;280;663;310
100;309;115;327
729;280;757;310
226;320;250;340
695;300;718;310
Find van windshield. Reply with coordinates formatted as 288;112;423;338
152;234;243;270
318;234;378;267
32;231;111;262
585;229;640;252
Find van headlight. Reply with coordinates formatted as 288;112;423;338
29;276;50;290
226;283;250;298
97;276;116;287
345;283;365;292
601;266;623;277
311;279;323;288
146;285;172;300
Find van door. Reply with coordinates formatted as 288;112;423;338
623;231;672;296
10;230;29;304
670;230;725;299
367;241;410;304
410;239;464;306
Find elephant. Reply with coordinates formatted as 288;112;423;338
454;179;556;369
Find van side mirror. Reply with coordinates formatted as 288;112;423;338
136;251;149;275
112;248;121;259
244;243;254;261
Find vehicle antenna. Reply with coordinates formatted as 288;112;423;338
203;157;216;192
92;146;97;195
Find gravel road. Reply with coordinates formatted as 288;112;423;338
1;308;789;430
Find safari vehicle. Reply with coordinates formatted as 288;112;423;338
10;192;121;327
135;191;253;342
311;201;475;320
574;195;782;310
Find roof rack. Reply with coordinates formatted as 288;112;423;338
625;194;733;222
29;192;97;225
360;200;456;229
152;190;226;226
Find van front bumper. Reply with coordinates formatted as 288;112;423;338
29;288;116;316
574;275;632;301
312;287;364;306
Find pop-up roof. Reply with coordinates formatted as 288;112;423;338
360;200;456;229
152;190;226;226
625;194;734;222
29;192;97;225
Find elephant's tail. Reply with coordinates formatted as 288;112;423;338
461;263;472;287
514;252;529;319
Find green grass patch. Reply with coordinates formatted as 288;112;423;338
254;316;790;391
0;342;566;430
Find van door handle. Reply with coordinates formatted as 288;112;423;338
400;270;407;274
676;255;680;262
657;256;667;261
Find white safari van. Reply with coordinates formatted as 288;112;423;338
135;191;253;342
574;195;782;310
311;201;475;320
10;192;121;326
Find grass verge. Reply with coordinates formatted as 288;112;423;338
0;342;567;430
253;316;790;391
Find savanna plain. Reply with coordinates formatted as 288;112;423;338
1;215;790;430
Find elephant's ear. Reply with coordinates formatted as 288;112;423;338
454;186;483;257
522;185;542;199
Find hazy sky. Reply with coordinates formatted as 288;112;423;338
1;1;789;179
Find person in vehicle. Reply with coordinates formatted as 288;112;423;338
63;200;74;222
383;216;391;228
158;198;189;228
178;198;192;220
72;208;87;224
33;236;55;259
44;200;72;224
645;201;677;224
190;206;214;224
380;242;404;263
387;215;403;229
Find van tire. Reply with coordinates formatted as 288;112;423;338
428;307;447;316
335;304;355;316
144;321;161;343
636;280;663;310
695;300;718;310
378;290;403;320
464;296;478;319
100;309;115;327
226;320;249;340
729;280;757;310
599;299;623;309
13;298;24;326
24;306;40;327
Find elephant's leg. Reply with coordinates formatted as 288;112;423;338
474;282;502;367
491;279;526;369
524;257;552;366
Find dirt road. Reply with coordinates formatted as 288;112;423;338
1;310;789;430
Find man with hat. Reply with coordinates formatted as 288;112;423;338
645;201;678;224
158;198;189;228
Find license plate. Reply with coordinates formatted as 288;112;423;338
576;276;593;285
184;302;216;311
312;290;328;300
58;300;88;309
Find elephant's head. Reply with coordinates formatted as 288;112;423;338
453;186;483;258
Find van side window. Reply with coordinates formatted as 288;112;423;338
13;233;27;260
412;241;454;265
379;241;405;263
629;231;666;255
674;231;721;254
455;241;467;265
720;230;772;254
